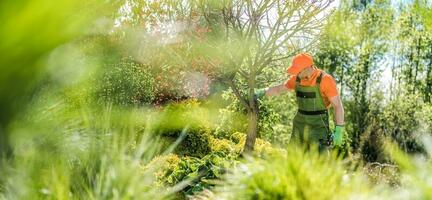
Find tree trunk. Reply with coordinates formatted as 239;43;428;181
426;65;432;102
413;37;421;94
390;57;395;100
425;45;432;102
407;46;414;93
243;98;259;154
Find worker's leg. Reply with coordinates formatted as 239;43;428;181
306;114;331;153
292;112;317;149
291;120;305;145
292;121;319;151
309;126;331;153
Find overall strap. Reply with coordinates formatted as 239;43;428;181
296;75;301;83
295;70;325;85
315;71;325;96
316;71;324;85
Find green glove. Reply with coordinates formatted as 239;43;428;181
254;88;268;99
332;125;344;146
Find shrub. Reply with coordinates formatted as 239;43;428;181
208;137;236;155
94;57;155;107
213;90;248;139
153;100;216;157
360;95;429;162
257;93;296;147
230;132;285;157
380;96;424;153
143;154;182;187
175;129;213;158
147;152;236;197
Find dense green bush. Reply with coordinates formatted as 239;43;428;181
147;152;236;197
94;58;155;107
152;100;216;157
360;95;431;162
175;129;213;157
380;96;424;152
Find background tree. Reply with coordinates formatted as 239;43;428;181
314;0;394;153
396;1;432;101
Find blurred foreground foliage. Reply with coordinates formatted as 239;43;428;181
1;0;432;200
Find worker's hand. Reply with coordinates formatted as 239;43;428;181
254;88;268;99
331;125;344;147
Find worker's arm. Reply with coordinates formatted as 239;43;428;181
255;76;295;98
265;84;291;96
329;95;344;125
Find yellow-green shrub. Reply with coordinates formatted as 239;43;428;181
231;132;286;157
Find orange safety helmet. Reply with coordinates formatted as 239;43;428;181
286;53;314;75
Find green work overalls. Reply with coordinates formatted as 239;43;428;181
291;71;331;151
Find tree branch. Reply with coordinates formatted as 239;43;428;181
227;78;251;113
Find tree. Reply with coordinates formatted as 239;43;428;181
314;6;358;97
116;0;333;153
192;0;333;153
396;0;432;101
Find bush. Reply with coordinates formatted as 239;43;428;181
143;154;182;187
208;137;236;155
380;96;424;153
153;100;216;157
175;129;213;158
360;95;430;162
147;152;236;197
94;57;155;107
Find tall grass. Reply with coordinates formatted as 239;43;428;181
213;145;374;200
208;138;432;200
0;93;175;199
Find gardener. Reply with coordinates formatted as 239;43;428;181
255;53;345;151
